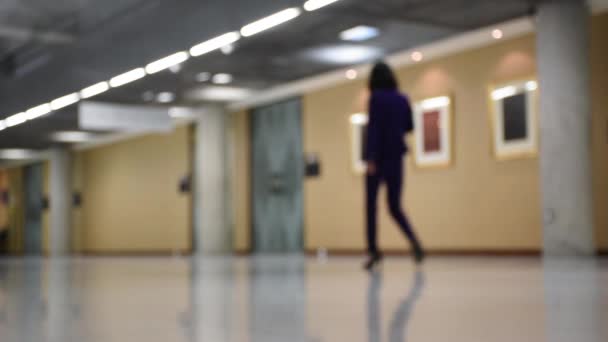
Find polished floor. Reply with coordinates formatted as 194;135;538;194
0;255;606;342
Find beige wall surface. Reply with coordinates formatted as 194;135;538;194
232;14;608;253
230;111;252;252
79;127;191;253
591;13;608;250
303;35;541;252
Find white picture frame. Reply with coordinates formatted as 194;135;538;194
349;113;368;175
489;79;539;160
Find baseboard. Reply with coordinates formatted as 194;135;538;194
304;248;542;257
75;250;192;257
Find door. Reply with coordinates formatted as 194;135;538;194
23;163;43;255
252;99;303;253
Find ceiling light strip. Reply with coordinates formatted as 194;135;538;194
240;8;301;37
304;0;342;12
190;32;241;57
145;51;189;74
109;68;146;88
0;4;333;130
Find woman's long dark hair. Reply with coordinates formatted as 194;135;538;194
369;61;398;92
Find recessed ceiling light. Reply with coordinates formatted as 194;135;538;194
51;131;95;143
80;82;110;99
196;72;211;82
212;73;233;84
304;0;342;12
109;68;146;88
25;103;52;120
345;69;358;80
411;51;423;62
340;26;380;42
169;64;183;74
145;51;189;74
5;112;27;127
240;8;301;37
492;29;503;40
190;32;241;57
221;44;235;55
156;92;176;103
308;45;383;65
142;91;155;102
50;93;80;111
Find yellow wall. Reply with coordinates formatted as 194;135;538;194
233;13;608;253
590;13;608;250
230;111;252;252
79;127;191;253
304;35;541;252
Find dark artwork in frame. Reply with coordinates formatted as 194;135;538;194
423;110;441;153
502;93;528;141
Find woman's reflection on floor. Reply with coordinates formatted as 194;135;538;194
367;270;425;342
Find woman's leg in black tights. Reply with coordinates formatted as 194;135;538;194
384;160;423;253
366;173;381;256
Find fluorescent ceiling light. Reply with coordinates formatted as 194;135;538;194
526;80;538;91
51;131;96;143
492;86;517;100
190;32;241;57
420;96;450;110
142;91;155;102
81;82;110;99
350;113;368;125
340;26;380;42
195;86;252;101
221;44;235;55
5;113;27;127
156;92;175;103
307;45;382;65
304;0;342;11
25;103;52;120
109;68;146;88
212;73;233;84
240;8;301;37
51;93;80;111
145;51;189;74
0;149;40;160
0;120;6;131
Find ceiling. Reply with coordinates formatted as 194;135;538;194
0;0;541;151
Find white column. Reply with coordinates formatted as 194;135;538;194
192;106;231;254
49;148;72;255
537;0;595;256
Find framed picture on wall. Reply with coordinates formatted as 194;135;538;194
489;79;539;160
349;113;368;174
413;96;453;168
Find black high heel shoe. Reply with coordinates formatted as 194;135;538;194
413;247;426;264
364;253;383;271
